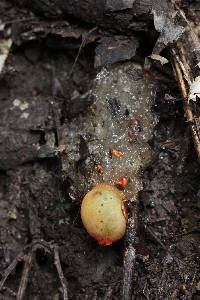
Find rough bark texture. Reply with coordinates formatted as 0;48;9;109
10;0;153;32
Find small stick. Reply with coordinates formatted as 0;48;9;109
121;215;137;300
0;241;69;300
0;252;23;290
16;253;33;300
144;225;166;250
69;27;97;77
122;245;136;300
3;17;38;26
178;43;193;83
174;53;191;85
54;246;68;300
172;48;200;158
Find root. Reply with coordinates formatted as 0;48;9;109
16;253;33;300
0;240;68;300
54;246;68;300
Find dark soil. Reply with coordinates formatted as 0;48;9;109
0;1;200;300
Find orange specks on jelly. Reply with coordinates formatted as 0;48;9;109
110;148;124;158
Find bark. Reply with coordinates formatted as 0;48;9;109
10;0;153;32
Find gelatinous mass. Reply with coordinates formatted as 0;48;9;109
63;62;158;206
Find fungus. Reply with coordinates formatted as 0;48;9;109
81;183;127;246
116;177;129;187
110;148;124;158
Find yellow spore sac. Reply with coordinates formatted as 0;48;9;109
81;183;127;246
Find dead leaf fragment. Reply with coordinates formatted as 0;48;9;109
188;76;200;102
149;54;169;65
94;36;138;67
0;38;12;73
152;9;185;45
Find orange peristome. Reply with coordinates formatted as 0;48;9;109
95;164;104;174
98;237;113;246
116;177;129;187
110;148;124;158
121;201;128;221
81;183;127;246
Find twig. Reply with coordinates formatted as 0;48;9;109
0;241;69;300
54;246;68;300
144;225;166;250
174;53;192;85
178;43;193;83
174;4;200;63
121;215;137;300
0;187;68;300
172;48;200;158
122;245;136;300
16;253;33;300
69;27;97;77
3;17;38;26
0;252;23;290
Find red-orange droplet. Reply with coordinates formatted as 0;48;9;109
98;237;113;246
110;148;124;158
116;177;129;187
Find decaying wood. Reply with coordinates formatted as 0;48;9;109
10;0;152;32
